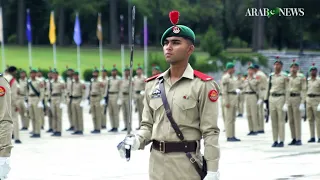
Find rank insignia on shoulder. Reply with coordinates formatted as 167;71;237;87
194;70;213;81
145;74;161;82
0;86;6;96
208;89;219;102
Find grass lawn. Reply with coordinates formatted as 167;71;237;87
1;45;211;72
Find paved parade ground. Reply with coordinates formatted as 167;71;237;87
8;103;320;180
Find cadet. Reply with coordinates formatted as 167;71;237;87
27;69;45;138
0;73;13;179
286;60;306;145
88;68;104;134
133;64;146;129
100;68;109;129
17;70;29;130
253;64;268;133
118;11;220;180
219;70;227;129
236;72;244;117
222;62;241;141
119;67;132;131
242;65;261;135
107;65;122;132
65;68;74;131
71;71;86;135
266;57;288;147
306;63;320;143
151;65;162;76
49;70;66;136
36;70;46;129
45;69;54;133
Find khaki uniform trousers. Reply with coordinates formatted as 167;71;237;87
101;104;107;128
306;97;320;138
0;121;13;156
224;94;238;138
51;97;62;133
269;95;286;142
46;100;53;130
108;94;120;128
257;90;266;131
28;96;42;135
122;94;130;129
40;100;45;128
18;96;28;128
11;106;20;140
67;97;74;128
220;96;226;128
90;96;102;131
72;98;84;132
287;96;302;140
237;94;244;115
245;94;259;132
135;93;144;126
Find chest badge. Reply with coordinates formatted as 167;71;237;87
151;89;161;98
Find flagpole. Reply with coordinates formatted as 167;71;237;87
0;7;5;72
53;43;57;68
28;42;32;67
143;16;148;76
99;40;103;70
77;45;80;74
120;14;125;75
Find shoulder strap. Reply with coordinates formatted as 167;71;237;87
145;74;160;82
28;81;40;97
193;70;213;81
9;78;15;87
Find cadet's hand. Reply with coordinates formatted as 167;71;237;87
0;158;11;179
257;99;263;105
124;135;140;150
299;103;305;111
117;99;122;105
203;171;219;180
317;104;320;112
37;101;44;108
100;99;106;106
282;103;288;112
59;103;66;109
235;89;241;95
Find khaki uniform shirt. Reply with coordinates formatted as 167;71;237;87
106;76;122;97
266;72;289;100
49;79;66;102
288;73;307;104
18;78;28;97
99;76;109;96
221;73;238;105
137;64;220;171
307;77;320;105
133;75;146;92
89;78;104;98
66;77;73;96
71;80;86;99
243;76;260;99
4;74;18;108
27;79;45;101
0;75;13;157
256;70;268;100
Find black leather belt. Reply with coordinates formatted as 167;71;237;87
290;93;300;97
70;96;82;99
109;92;118;94
271;93;284;97
90;94;99;97
123;92;129;95
29;94;37;97
51;94;61;97
308;94;320;98
135;91;141;94
152;140;197;153
244;92;256;94
228;92;237;95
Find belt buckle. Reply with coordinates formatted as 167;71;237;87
159;141;165;153
190;157;196;163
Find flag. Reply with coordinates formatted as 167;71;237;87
49;11;56;44
0;8;3;43
73;13;81;46
26;9;32;43
96;13;102;41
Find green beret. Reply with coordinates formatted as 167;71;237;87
52;69;59;74
101;68;107;72
160;25;195;46
243;73;248;77
309;64;317;72
137;65;143;70
226;62;234;69
153;66;161;71
237;72;243;75
248;65;255;69
274;56;283;65
30;68;38;73
73;71;79;75
67;68;74;71
93;68;99;73
124;66;130;71
290;60;299;67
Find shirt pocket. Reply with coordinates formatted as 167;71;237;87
173;97;198;125
149;97;163;122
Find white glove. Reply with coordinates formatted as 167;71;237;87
282;103;288;112
0;157;11;179
235;89;241;95
124;135;140;150
59;103;66;109
317;104;320;112
80;100;89;107
24;102;28;108
100;99;106;106
47;102;51;108
37;101;43;108
203;171;220;180
117;99;122;105
140;90;145;95
257;99;263;105
299;103;305;111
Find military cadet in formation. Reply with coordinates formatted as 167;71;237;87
27;69;45;138
4;66;22;144
133;64;146;129
36;70;46;129
242;65;261;135
107;65;122;132
88;69;104;134
120;66;133;131
266;57;288;147
65;68;75;131
286;60;306;146
49;70;66;137
219;70;227;130
119;11;220;180
0;73;13;179
222;62;241;141
70;71;86;135
45;69;54;133
254;64;268;133
17;70;28;131
151;65;162;76
100;68;109;129
236;72;244;117
306;63;320;143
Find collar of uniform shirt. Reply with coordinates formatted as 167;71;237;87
156;63;194;82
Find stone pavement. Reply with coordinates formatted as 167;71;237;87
7;103;320;180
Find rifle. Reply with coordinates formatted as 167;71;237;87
304;72;308;121
104;79;111;115
265;70;272;123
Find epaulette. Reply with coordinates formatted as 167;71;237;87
298;73;305;78
281;71;288;76
145;74;160;82
194;70;213;81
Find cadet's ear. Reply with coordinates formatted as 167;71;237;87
187;44;195;55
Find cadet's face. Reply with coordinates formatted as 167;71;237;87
102;72;107;76
73;75;79;80
37;72;42;77
52;73;58;79
30;72;36;78
67;71;73;76
311;70;317;76
112;71;117;76
248;69;254;76
20;72;26;78
136;69;142;75
274;62;282;71
125;71;130;76
92;72;98;77
290;65;299;73
163;37;194;64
